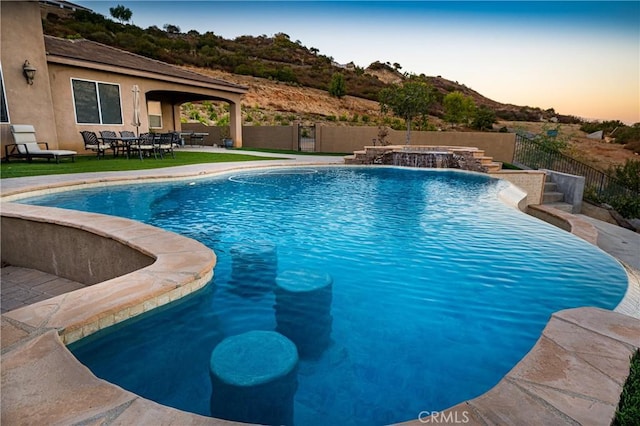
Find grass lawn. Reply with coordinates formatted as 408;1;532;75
613;349;640;425
0;151;284;179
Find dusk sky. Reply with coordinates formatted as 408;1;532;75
76;1;640;124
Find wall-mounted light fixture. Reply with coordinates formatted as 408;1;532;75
22;60;36;85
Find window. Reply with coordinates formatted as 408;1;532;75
147;100;162;129
0;66;9;123
72;79;122;124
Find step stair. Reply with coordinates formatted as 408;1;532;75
542;179;573;212
344;150;367;164
479;156;494;165
544;182;558;192
543;191;565;204
486;162;502;173
544;202;574;213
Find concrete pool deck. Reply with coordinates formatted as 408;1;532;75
1;150;639;425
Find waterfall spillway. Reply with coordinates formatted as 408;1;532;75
391;151;458;168
346;145;498;173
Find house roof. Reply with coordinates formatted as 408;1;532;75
44;35;248;92
40;0;92;13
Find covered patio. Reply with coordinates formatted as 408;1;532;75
0;1;247;158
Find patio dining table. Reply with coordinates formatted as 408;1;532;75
100;136;141;159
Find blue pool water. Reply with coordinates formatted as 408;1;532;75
23;167;627;425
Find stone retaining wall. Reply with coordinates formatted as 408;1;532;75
1;202;216;344
1;212;154;285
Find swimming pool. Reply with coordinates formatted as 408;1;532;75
22;167;627;425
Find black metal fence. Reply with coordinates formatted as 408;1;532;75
513;133;638;201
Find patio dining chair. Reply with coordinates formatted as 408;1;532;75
171;131;183;148
80;131;113;159
130;133;158;160
119;131;138;158
154;133;176;159
100;130;125;157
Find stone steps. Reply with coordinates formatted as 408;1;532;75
544;182;558;192
479;156;496;166
478;156;502;173
486;162;503;173
344;151;366;164
543;191;565;204
544;202;574;213
542;177;573;212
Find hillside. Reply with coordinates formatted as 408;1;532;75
183;66;389;125
41;5;637;169
42;7;576;124
183;65;557;129
183;66;638;170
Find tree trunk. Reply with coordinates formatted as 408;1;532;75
405;119;411;145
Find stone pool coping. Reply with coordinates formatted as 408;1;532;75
2;159;639;425
1;202;216;345
400;307;640;425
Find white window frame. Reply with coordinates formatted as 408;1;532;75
0;64;10;124
147;100;163;129
71;78;123;125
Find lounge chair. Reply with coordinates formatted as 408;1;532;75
80;131;114;159
6;125;76;163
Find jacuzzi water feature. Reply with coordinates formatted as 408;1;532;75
21;167;627;425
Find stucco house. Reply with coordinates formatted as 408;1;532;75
0;1;247;158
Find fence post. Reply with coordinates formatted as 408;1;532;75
314;124;322;152
291;122;299;151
